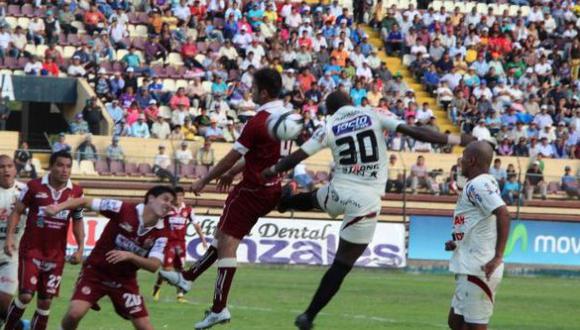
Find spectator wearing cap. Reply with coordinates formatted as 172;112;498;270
204;117;225;142
143;99;159;125
232;26;252;53
175;141;194;166
537;137;555;158
44;10;61;45
52;133;71;153
525;161;547;200
121;47;142;71
472;118;491;141
561;166;579;198
223;120;241;143
75;134;98;162
67;56;87;77
169;88;191;110
84;5;106;35
151;111;171;140
130;114;150;138
70;113;89;135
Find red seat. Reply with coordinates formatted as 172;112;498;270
110;161;125;176
21;4;33;17
125;163;140;176
138;163;155;177
180;164;196;178
195;165;209;179
95;160;110;176
7;5;21;16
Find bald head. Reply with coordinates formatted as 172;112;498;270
461;141;494;178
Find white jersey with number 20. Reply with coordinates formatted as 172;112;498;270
301;106;404;195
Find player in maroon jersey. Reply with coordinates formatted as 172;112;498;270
4;151;85;330
159;68;290;329
43;185;176;330
152;186;207;303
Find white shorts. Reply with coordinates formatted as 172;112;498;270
316;183;381;244
451;274;502;325
0;258;18;295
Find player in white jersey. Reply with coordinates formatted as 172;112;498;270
444;141;511;330
262;91;476;330
0;155;26;326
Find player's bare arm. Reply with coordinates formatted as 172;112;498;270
483;205;511;280
192;150;242;195
70;219;85;265
262;149;310;179
194;223;208;248
217;159;245;192
396;125;476;147
4;200;25;257
105;250;162;273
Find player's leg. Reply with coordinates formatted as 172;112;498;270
174;245;187;303
296;238;367;329
30;297;52;330
0;292;12;326
5;258;37;329
181;239;218;282
130;316;155;330
278;188;320;213
31;263;65;330
60;300;93;330
0;261;18;326
153;244;176;301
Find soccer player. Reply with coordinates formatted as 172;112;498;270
261;90;476;330
4;151;85;330
159;68;290;329
43;186;176;330
445;141;511;330
152;186;207;303
0;156;26;327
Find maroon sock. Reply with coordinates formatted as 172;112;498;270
183;245;218;281
4;299;26;330
211;258;237;313
30;310;50;330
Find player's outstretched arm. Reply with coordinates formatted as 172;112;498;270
192;150;242;195
70;219;85;265
262;149;310;179
105;250;162;273
217;158;245;192
5;200;26;257
396;125;476;147
483;205;511;280
44;197;93;216
194;223;208;248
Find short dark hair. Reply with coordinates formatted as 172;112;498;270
253;68;282;98
174;186;185;194
49;151;73;167
325;90;352;115
144;185;176;204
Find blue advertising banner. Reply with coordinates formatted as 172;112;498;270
409;216;580;267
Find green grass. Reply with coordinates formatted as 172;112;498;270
23;265;580;329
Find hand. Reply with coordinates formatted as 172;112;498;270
202;241;208;249
217;173;234;192
261;166;277;180
190;179;206;196
482;256;503;280
444;240;457;251
69;249;83;265
4;237;15;257
105;250;133;264
44;204;61;217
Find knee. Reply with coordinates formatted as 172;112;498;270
18;293;33;305
37;298;52;310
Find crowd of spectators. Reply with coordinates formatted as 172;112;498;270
372;1;580;160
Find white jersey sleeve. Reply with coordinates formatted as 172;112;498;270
375;111;405;133
301;125;330;156
465;177;506;216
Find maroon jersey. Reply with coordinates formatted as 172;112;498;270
164;204;195;243
85;199;168;281
233;100;293;188
18;175;84;262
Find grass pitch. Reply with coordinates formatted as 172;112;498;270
25;264;580;329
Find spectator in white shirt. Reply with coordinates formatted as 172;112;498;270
416;103;434;124
472;81;493;100
527;6;544;23
355;61;373;80
534;56;552;79
537;137;555;158
175;141;193;166
0;26;10;58
472;119;492;141
151;116;171;140
24;56;43;75
67;56;87;77
538;126;556;143
533;107;554;129
232;27;252;51
173;0;191;21
285;7;302;29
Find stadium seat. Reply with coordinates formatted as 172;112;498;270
95;160;111;176
24;44;36;56
5;17;17;29
195;165;209;178
0;69;12;75
509;5;519;16
180;164;196;178
135;25;148;37
547;182;560;194
31;158;44;176
35;45;47;58
520;6;531;16
7;4;21;16
17;17;30;29
71;161;81;175
159;106;172;118
63;46;76;59
497;4;509;16
138;163;155;177
116;49;129;61
162;79;176;92
79;160;98;176
442;1;454;11
3;57;17;69
71;21;85;34
12;70;24;76
20;4;33;17
166;53;184;66
175;79;188;90
476;3;488;14
110;160;125;176
431;0;443;11
125;162;140;176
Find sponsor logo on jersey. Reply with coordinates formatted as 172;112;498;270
115;234;148;257
81;285;91;295
35;192;49;199
332;115;372;136
119;222;134;233
341;163;379;177
100;199;123;213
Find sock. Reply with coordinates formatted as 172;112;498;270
281;191;318;211
304;260;353;322
211;258;237;313
4;298;26;330
177;289;185;297
31;309;50;330
183;244;218;281
153;274;163;296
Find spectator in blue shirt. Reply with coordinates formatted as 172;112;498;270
502;174;522;205
561;166;578;198
350;81;367;106
385;24;403;55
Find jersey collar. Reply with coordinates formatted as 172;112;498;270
256;100;284;114
41;174;73;190
136;203;165;236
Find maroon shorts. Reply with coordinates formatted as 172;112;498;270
218;184;281;239
18;257;65;298
163;240;186;270
71;266;148;320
